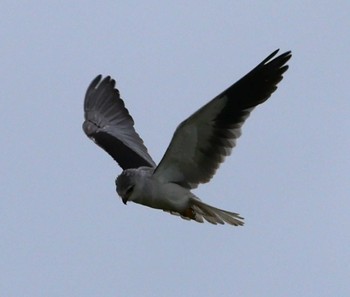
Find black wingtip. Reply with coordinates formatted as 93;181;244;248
92;74;103;86
85;75;102;95
86;75;117;96
268;48;280;59
261;49;292;66
278;50;292;61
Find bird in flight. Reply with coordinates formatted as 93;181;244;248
83;49;291;226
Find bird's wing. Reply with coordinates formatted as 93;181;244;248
153;49;291;188
83;75;156;169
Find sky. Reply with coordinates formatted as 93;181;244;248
1;1;349;296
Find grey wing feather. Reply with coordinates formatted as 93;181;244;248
153;49;291;188
83;75;156;169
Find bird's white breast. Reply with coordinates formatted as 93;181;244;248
130;169;192;212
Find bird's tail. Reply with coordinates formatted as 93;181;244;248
188;198;244;226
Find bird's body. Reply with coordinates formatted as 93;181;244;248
116;167;244;225
117;167;191;213
83;49;292;226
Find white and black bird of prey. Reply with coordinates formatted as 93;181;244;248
83;49;291;226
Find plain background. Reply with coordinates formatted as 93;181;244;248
1;1;349;296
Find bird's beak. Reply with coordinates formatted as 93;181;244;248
122;197;128;205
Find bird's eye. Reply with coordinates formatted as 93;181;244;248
126;185;134;197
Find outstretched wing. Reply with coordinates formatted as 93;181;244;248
83;75;156;169
153;49;291;188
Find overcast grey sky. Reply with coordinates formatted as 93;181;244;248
1;1;349;296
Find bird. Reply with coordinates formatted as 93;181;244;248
83;49;292;226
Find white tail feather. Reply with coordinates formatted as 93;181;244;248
190;198;244;226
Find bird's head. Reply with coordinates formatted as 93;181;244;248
115;171;136;205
